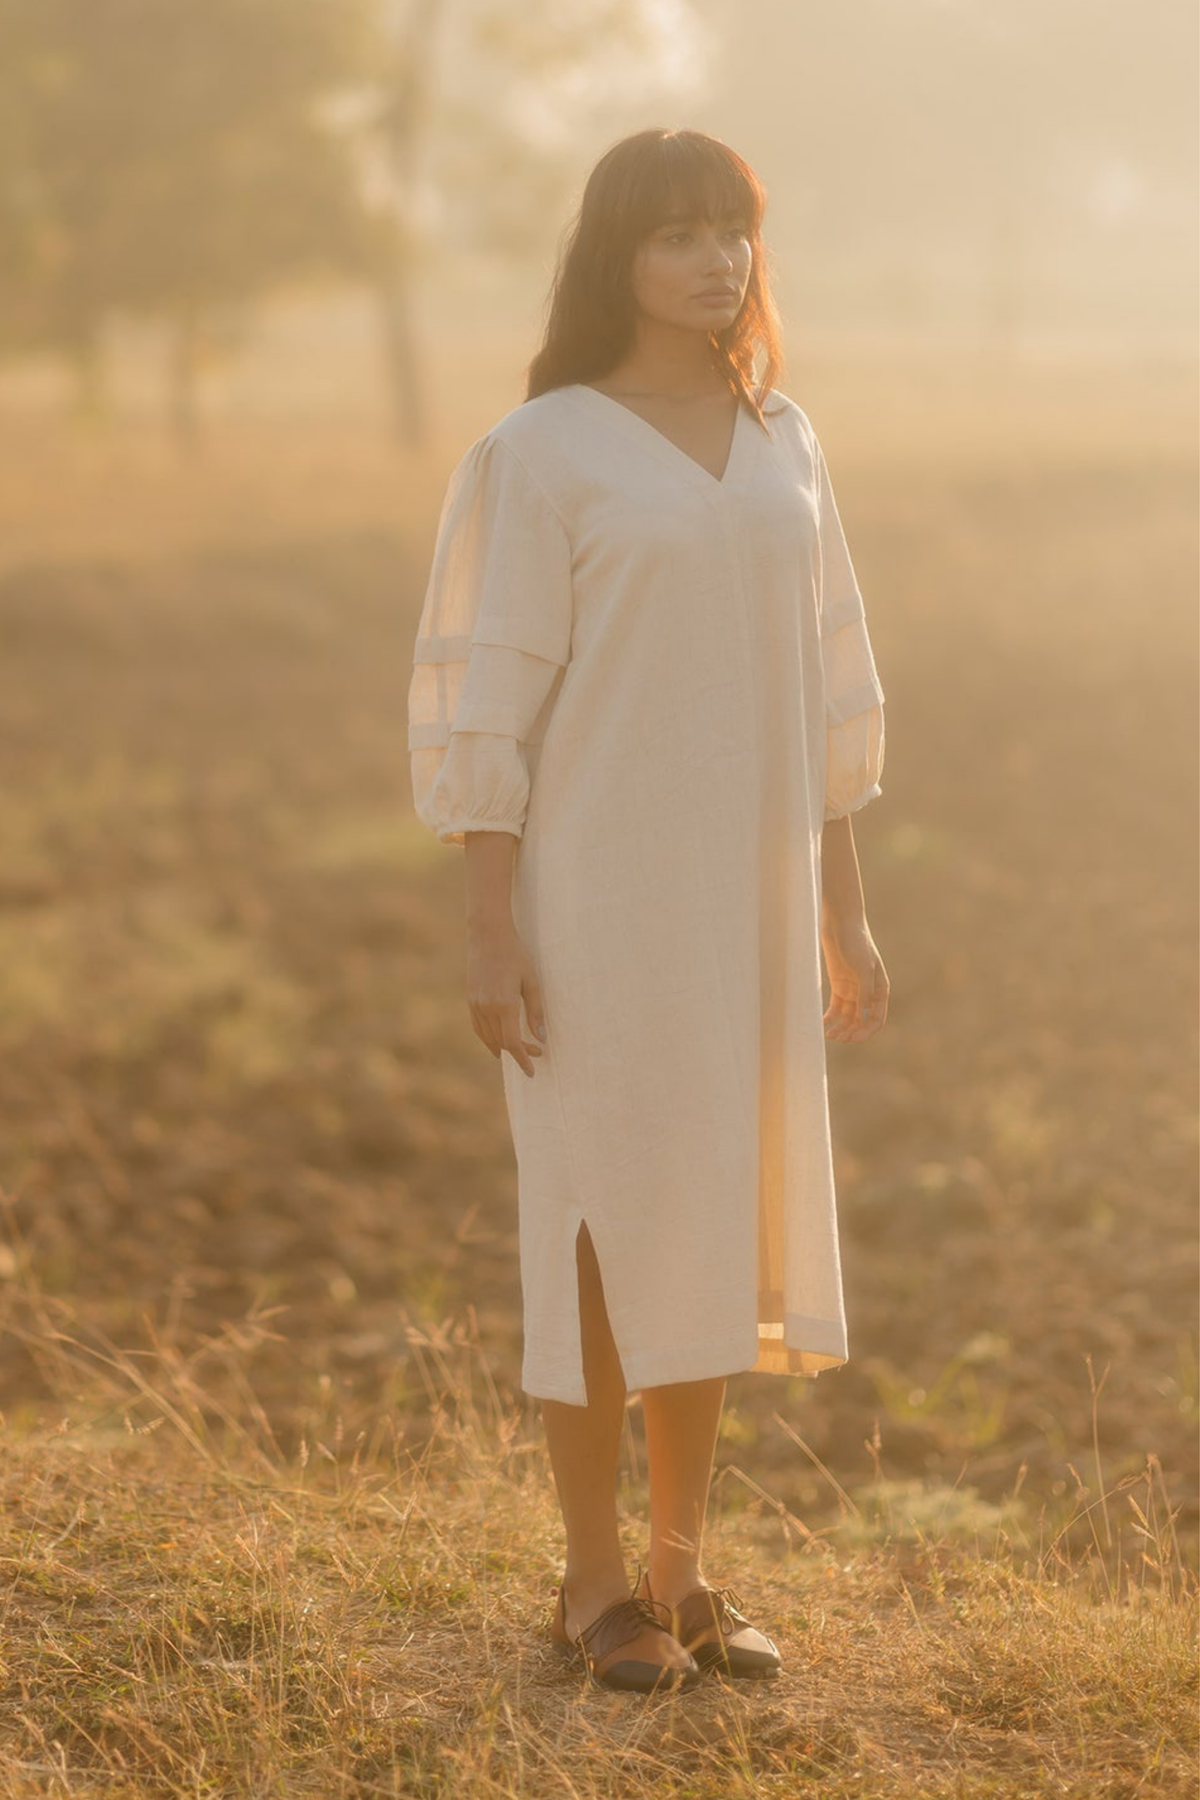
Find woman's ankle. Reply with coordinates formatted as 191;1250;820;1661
645;1559;706;1605
562;1558;629;1613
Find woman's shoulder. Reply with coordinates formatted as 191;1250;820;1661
441;391;581;524
481;387;581;457
444;390;579;496
759;387;818;443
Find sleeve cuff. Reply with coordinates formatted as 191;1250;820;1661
823;781;882;824
434;818;525;848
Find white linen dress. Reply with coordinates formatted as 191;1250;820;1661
407;384;885;1405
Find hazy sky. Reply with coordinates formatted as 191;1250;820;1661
649;0;1198;344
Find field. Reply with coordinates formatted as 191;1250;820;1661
0;343;1195;1796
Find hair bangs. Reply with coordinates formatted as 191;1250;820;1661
630;134;763;240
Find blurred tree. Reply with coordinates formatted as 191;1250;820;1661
364;0;708;444
0;0;384;445
0;0;706;445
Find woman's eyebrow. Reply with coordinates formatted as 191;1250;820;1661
658;210;747;226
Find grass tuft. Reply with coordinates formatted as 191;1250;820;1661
0;1276;1195;1798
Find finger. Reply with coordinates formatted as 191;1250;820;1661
823;994;845;1039
499;1004;536;1077
502;1032;536;1078
829;974;876;1042
470;1003;502;1058
825;984;856;1038
824;980;854;1016
825;1003;855;1043
523;972;549;1047
851;968;889;1039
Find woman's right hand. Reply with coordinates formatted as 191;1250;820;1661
466;921;547;1077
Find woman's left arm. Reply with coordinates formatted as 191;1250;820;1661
810;426;888;1043
820;814;889;1042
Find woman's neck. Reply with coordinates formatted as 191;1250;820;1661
600;318;728;400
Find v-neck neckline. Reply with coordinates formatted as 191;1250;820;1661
570;383;744;489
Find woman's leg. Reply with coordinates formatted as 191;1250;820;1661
540;1224;627;1626
640;1378;784;1677
641;1376;727;1603
540;1224;691;1670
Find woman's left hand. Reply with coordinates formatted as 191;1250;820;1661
821;915;889;1042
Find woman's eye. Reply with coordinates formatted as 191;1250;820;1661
658;224;745;246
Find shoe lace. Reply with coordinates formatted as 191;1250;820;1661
635;1566;750;1640
578;1593;668;1654
711;1585;752;1634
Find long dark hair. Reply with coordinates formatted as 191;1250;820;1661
526;128;784;425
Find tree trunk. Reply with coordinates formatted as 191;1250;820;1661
374;0;442;450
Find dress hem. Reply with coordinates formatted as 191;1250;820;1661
522;1314;848;1406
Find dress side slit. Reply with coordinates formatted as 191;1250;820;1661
574;1218;627;1401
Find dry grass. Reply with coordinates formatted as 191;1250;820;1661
0;345;1195;1794
1;1281;1195;1799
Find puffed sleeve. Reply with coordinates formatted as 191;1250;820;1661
406;433;573;847
813;434;886;822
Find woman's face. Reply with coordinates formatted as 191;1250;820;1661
629;212;753;336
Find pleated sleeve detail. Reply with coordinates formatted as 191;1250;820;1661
813;435;887;823
406;434;574;847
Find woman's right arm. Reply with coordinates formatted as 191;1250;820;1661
406;434;573;1080
463;830;547;1079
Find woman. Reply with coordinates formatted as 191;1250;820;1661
407;127;889;1695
